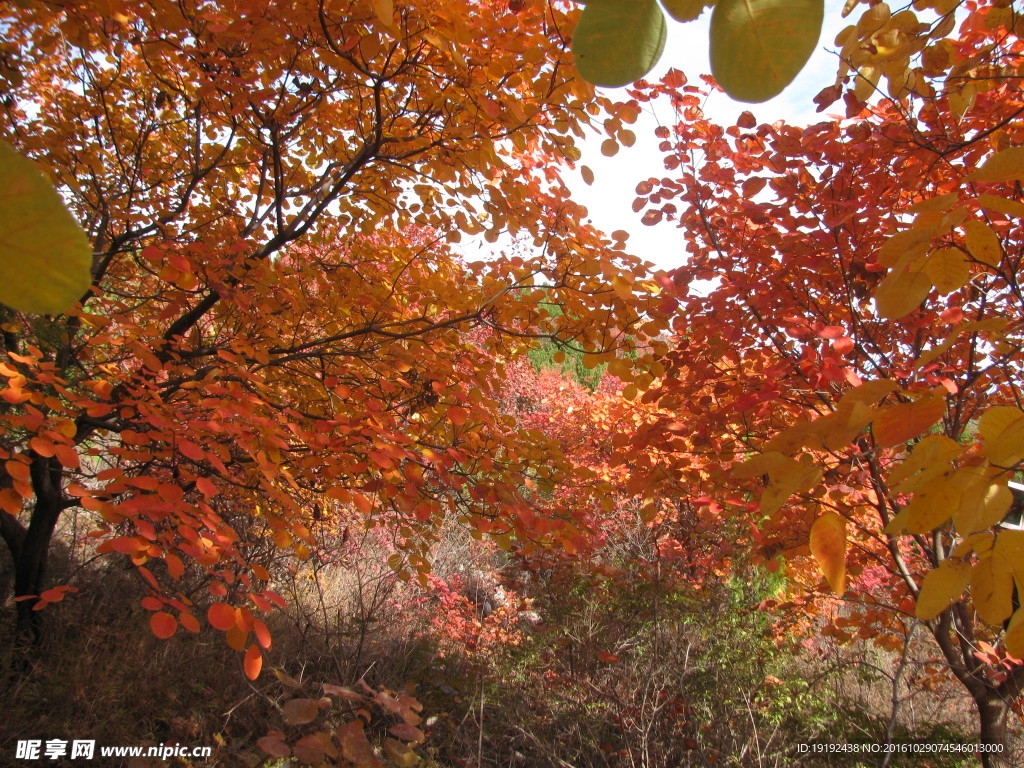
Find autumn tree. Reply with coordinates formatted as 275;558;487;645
627;2;1024;761
0;0;670;679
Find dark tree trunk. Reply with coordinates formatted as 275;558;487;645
3;454;66;649
976;690;1011;768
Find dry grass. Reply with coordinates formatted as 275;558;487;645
1;514;1021;768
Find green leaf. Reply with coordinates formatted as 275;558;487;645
709;0;824;103
660;0;713;22
573;0;668;88
0;141;91;314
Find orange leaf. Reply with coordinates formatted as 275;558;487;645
150;611;178;639
254;618;272;650
53;444;80;469
208;601;237;631
447;405;468;425
5;459;29;481
180;612;201;633
244;645;263;680
109;536;142;554
29;437;56;457
225;624;248;651
872;391;946;448
165;553;185;579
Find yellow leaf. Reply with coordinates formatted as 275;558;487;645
874;268;932;318
875;226;935;268
915;559;971;620
954;476;1011;536
1004;609;1024;658
383;738;419;767
948;82;976;122
0;142;92;314
972;553;1014;625
810;513;846;594
980;407;1024;468
872;389;946;448
924;247;970;294
978;193;1024;218
838;379;898;409
732;451;797;479
734;452;820;517
952;531;995;559
611;274;632;301
977;406;1024;444
882;506;912;535
908;192;958;213
818;401;874;451
915;332;962;372
964;220;1002;266
967;146;1024;183
995;531;1024;596
889;434;962;491
902;474;961;533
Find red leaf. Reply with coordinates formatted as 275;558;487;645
833;337;855;355
178;439;205;461
195;476;218;497
256;735;290;759
388;722;425;742
283;698;319;725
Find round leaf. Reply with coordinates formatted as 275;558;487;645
149;611;178;639
573;0;668;88
208;601;237;631
710;0;824;103
660;0;711;22
915;560;972;621
0;141;92;313
283;698;320;726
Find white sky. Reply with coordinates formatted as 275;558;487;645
567;0;852;271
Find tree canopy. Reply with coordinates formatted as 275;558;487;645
4;0;1024;765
